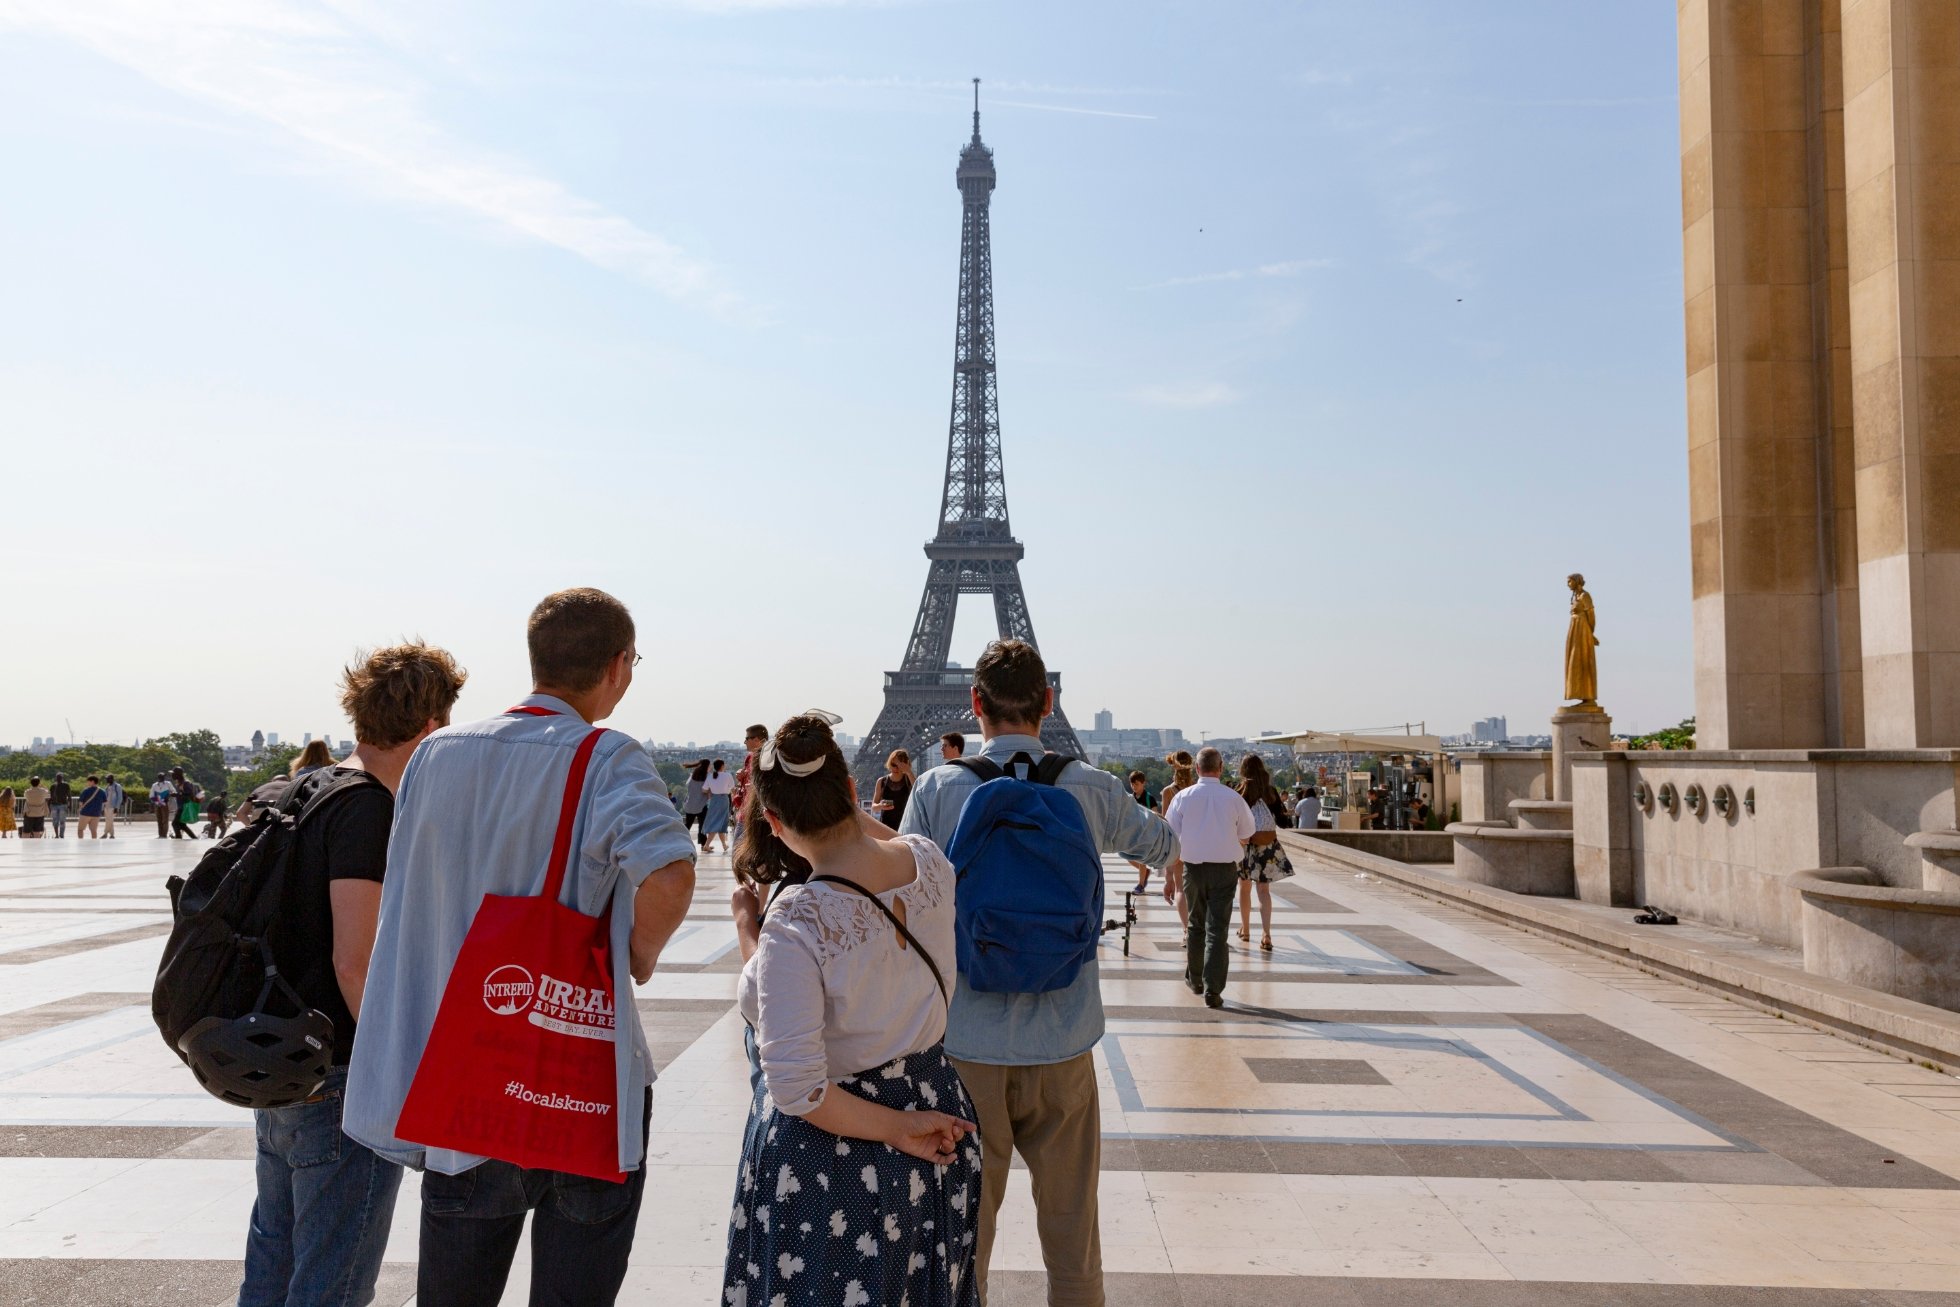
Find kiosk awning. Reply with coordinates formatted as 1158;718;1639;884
1254;729;1444;754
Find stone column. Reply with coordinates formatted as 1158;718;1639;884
1839;0;1960;748
1551;707;1613;803
1679;0;1835;749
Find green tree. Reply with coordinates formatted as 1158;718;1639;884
1632;717;1696;751
224;744;304;798
1;741;191;795
150;730;227;789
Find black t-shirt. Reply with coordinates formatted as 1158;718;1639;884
266;768;393;1062
49;781;71;805
877;774;913;829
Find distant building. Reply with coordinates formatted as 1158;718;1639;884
1076;723;1190;762
1470;715;1509;743
1093;709;1114;732
251;730;264;754
266;733;281;748
223;745;253;767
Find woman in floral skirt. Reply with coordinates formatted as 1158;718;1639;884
1236;753;1295;951
724;712;981;1307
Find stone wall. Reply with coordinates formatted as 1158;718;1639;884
1571;749;1960;947
1458;752;1552;825
1292;829;1454;865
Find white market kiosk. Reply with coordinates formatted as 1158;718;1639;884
1254;727;1449;831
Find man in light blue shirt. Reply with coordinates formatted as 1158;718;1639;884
900;639;1178;1307
344;588;696;1307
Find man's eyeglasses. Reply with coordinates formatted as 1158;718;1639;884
630;653;643;667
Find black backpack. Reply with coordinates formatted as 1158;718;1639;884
151;769;379;1075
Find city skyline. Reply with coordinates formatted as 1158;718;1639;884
0;2;1690;748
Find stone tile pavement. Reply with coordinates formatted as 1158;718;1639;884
5;835;1960;1304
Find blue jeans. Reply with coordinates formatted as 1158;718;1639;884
49;804;66;837
416;1090;652;1307
240;1069;404;1307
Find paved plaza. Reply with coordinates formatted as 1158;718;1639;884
6;836;1960;1305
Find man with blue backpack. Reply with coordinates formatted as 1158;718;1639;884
900;638;1179;1307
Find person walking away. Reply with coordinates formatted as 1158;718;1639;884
151;773;172;837
1295;786;1321;831
0;787;16;838
235;641;467;1307
730;724;766;846
723;713;981;1307
204;790;231;839
48;773;71;838
76;775;108;839
939;732;965;764
22;777;50;838
170;769;201;839
872;748;915;830
701;757;735;853
1157;751;1197;932
683;759;710;849
104;774;123;837
1126;771;1155;892
1233;755;1294;951
344;587;697;1307
1164;748;1255;1009
901;639;1179;1307
290;739;335;778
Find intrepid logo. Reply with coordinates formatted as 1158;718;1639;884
527;973;616;1041
482;965;536;1016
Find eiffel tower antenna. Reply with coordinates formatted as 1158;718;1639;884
854;90;1084;781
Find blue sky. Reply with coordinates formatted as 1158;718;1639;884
0;0;1689;749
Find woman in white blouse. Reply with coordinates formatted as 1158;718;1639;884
722;712;981;1307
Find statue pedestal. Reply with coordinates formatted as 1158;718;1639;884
1550;705;1613;803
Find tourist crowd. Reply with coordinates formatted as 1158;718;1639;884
140;587;1319;1307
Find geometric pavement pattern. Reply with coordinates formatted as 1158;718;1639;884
6;837;1960;1305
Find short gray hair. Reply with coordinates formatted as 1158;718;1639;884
1196;747;1224;775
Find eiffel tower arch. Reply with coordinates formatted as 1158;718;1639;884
855;83;1084;785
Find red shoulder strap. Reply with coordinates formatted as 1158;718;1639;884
541;730;604;904
507;705;558;717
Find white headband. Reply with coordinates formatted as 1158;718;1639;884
758;710;843;777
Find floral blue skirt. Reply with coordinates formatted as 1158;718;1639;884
723;1027;981;1307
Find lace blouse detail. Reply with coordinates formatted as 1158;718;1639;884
738;834;956;1116
765;836;951;966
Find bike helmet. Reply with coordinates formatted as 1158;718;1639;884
177;956;336;1112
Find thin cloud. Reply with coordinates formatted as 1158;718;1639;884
2;0;754;322
1133;382;1239;409
765;75;1160;97
990;99;1153;122
1141;258;1335;290
647;0;902;9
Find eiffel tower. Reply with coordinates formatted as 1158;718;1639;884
854;82;1084;783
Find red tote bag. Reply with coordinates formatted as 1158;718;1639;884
395;723;626;1182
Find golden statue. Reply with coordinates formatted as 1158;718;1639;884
1563;573;1599;709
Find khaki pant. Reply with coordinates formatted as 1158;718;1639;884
77;816;101;838
950;1051;1102;1307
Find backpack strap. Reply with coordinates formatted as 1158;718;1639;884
809;874;948;1005
946;756;1005;783
1032;753;1076;787
283;768;384;828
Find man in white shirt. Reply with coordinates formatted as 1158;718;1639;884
1164;747;1255;1008
149;774;172;838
